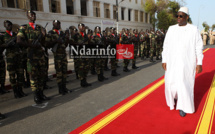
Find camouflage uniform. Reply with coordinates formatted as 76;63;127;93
120;33;131;71
155;32;161;60
46;29;68;94
17;24;47;93
139;33;146;59
3;31;24;92
130;33;139;67
0;35;6;92
20;46;30;88
149;32;156;62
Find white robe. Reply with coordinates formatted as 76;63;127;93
162;24;203;113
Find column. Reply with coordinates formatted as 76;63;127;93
43;0;49;13
138;10;141;22
100;2;104;18
130;9;134;22
110;4;113;19
124;7;128;21
74;0;81;15
118;6;121;20
0;0;2;7
60;0;67;14
87;0;93;17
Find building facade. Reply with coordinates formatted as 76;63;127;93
0;0;152;32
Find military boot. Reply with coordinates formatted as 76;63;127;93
0;83;9;94
18;86;27;97
132;63;139;69
62;83;71;94
98;74;104;82
0;113;6;120
39;90;51;101
156;56;160;60
91;68;96;75
43;82;51;90
111;70;120;76
58;83;65;95
104;66;111;71
13;86;22;98
81;78;92;87
149;57;155;62
75;71;79;79
34;90;43;104
123;67;130;72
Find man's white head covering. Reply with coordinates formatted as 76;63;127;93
178;7;189;15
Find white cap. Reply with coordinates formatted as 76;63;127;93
178;7;189;15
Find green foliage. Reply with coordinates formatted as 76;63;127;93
168;1;180;16
202;22;209;32
211;24;215;31
144;0;157;15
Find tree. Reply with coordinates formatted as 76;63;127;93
211;24;215;31
202;22;209;32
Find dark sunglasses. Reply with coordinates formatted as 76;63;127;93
176;15;184;18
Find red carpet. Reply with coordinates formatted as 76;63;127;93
70;48;215;134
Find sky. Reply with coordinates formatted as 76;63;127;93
183;0;215;31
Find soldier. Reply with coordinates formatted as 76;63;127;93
3;20;26;98
93;26;108;81
145;29;150;58
139;30;146;60
77;23;91;87
0;32;9;94
120;28;131;72
160;29;165;59
130;29;139;69
155;30;161;60
69;26;79;79
45;20;70;95
107;27;120;76
17;10;50;104
103;29;111;71
149;28;156;62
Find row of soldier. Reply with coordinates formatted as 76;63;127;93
0;10;166;106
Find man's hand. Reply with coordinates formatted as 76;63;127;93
162;63;166;71
196;65;202;74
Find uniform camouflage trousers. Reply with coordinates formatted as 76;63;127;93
90;58;96;70
138;43;141;57
140;42;148;57
27;57;46;92
6;55;24;88
155;43;161;58
44;55;49;81
0;58;6;85
74;58;79;73
132;43;138;64
95;58;105;74
54;54;68;85
77;58;90;80
22;51;30;83
150;39;156;58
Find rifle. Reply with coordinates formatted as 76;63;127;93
28;22;49;61
51;31;66;53
5;36;17;47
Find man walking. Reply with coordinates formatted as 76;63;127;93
162;7;203;117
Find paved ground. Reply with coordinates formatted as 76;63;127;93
0;44;214;134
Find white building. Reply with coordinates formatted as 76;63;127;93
0;0;152;32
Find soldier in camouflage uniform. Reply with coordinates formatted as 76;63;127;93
107;27;120;76
139;30;146;60
149;29;156;62
76;23;91;87
160;29;165;60
0;32;9;94
130;29;139;69
103;29;111;71
93;26;108;81
155;30;162;60
145;29;150;58
17;10;50;104
46;20;70;95
120;29;131;72
69;26;79;79
3;20;26;98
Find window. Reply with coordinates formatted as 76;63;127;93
93;1;100;17
113;5;117;19
129;0;131;2
128;9;131;21
49;0;61;13
140;11;144;22
81;0;87;16
2;0;30;10
135;0;137;4
135;10;138;22
141;0;144;5
121;7;125;20
66;0;74;14
30;0;43;11
145;13;148;23
104;3;110;18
